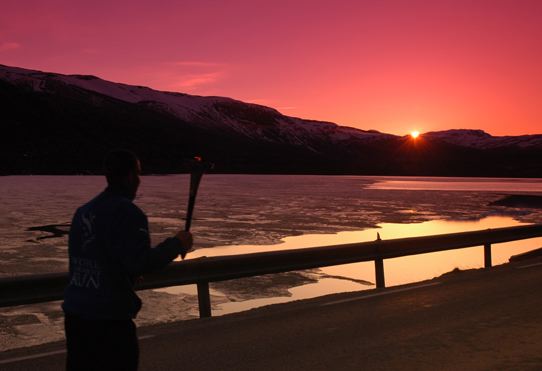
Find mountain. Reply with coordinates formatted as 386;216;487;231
1;64;541;176
0;65;392;148
423;129;542;149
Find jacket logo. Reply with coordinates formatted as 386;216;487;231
80;212;96;251
69;257;101;289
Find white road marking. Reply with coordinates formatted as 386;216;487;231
0;335;156;365
321;282;441;307
0;350;66;365
139;334;156;340
517;262;542;269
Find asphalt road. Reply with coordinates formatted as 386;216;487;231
2;260;542;370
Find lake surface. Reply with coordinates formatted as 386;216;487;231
1;175;542;350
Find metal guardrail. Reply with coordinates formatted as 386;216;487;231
1;224;542;318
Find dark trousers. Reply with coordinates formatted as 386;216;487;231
65;313;139;371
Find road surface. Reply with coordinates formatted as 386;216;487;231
2;259;542;370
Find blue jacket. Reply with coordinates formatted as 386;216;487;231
62;188;182;319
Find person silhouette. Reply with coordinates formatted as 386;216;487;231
63;149;192;371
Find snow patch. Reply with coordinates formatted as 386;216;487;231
424;129;542;149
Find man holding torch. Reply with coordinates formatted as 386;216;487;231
63;150;194;371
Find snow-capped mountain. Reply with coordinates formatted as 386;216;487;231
423;130;542;149
0;64;392;151
1;64;541;176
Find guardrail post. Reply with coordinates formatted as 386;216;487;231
375;258;385;288
484;243;492;269
197;281;212;318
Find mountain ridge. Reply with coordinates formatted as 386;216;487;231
1;64;541;176
0;64;393;149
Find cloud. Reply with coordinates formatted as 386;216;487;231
0;42;21;52
161;60;228;92
176;71;224;89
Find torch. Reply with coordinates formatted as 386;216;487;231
182;156;213;258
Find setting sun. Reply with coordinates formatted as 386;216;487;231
410;131;420;139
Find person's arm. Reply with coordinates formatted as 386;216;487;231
111;204;192;275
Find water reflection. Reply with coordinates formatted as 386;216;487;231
367;178;542;192
185;216;533;257
162;216;542;316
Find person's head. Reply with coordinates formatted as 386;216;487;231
104;150;141;200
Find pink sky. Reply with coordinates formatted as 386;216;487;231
1;0;541;135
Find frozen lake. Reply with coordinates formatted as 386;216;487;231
1;175;542;350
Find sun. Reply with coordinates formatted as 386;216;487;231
410;130;420;139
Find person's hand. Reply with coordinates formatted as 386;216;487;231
175;230;193;259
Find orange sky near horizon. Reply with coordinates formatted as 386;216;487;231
1;0;541;136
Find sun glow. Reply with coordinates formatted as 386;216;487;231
410;130;420;139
